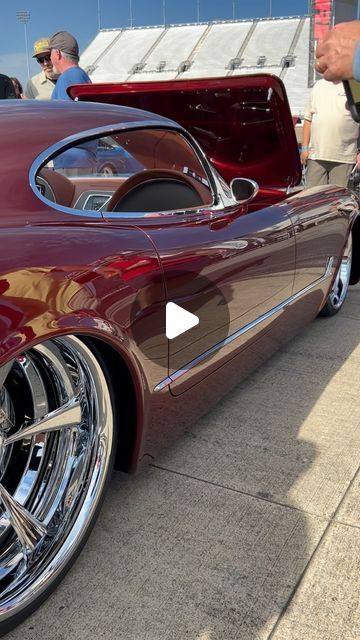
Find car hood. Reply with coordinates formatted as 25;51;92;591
69;74;301;189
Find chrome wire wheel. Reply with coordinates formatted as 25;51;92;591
320;235;352;316
0;336;114;630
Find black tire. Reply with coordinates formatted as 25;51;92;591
319;235;352;317
0;336;116;635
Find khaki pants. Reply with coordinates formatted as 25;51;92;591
305;159;353;188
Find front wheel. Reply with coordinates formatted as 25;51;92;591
319;235;352;317
0;336;115;634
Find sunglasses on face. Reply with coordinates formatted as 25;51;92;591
37;55;51;64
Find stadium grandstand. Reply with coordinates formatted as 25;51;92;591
80;16;312;116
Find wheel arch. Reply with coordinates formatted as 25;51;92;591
80;335;138;473
350;214;360;285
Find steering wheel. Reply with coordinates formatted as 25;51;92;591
106;169;207;213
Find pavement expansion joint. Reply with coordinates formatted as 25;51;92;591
150;463;329;519
265;459;360;638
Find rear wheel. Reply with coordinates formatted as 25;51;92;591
319;235;352;317
0;335;115;634
99;164;115;176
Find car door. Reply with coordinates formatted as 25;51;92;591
97;123;296;395
145;201;296;395
69;75;302;394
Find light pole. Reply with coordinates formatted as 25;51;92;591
197;0;200;22
129;0;134;27
97;0;101;30
16;10;31;82
232;0;236;20
269;0;272;17
162;0;166;25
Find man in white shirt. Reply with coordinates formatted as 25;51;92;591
24;38;59;100
301;78;359;188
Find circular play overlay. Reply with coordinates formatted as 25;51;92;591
130;270;230;369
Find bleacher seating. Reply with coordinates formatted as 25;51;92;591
241;19;299;66
283;18;312;115
80;30;122;72
136;24;209;77
184;22;254;78
89;27;166;81
80;16;313;116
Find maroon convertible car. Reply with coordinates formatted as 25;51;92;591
0;74;359;633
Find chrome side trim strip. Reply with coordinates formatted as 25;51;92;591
154;257;334;392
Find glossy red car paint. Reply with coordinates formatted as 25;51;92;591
69;74;302;189
0;75;359;631
69;74;359;399
0;79;359;471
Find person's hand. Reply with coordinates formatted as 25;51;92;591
315;21;360;81
300;149;310;165
356;152;360;168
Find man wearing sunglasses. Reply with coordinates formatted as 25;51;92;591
24;38;59;100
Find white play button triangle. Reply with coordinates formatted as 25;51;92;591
166;302;199;340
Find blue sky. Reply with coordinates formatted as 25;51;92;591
1;0;309;86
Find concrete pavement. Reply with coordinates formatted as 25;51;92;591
7;285;360;640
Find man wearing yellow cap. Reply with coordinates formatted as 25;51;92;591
24;38;59;100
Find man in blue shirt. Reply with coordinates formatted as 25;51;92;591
49;30;91;100
49;31;95;174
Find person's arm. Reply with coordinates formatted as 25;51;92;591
300;91;313;165
316;21;360;81
354;43;360;84
356;129;360;169
300;119;311;165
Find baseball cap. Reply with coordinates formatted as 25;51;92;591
49;31;79;58
32;38;51;58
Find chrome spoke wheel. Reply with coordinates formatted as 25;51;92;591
320;235;352;316
0;336;114;628
329;236;352;309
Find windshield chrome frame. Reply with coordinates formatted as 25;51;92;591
29;120;221;220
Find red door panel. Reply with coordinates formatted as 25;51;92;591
144;203;296;394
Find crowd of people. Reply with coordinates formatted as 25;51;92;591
2;21;360;190
0;30;90;102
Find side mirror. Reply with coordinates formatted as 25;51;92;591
230;177;259;203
